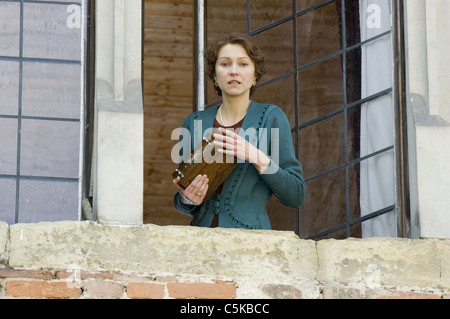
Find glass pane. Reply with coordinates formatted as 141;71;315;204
18;179;79;223
299;54;344;124
206;0;248;37
359;0;392;41
360;93;394;157
249;0;292;32
360;35;393;99
346;104;361;162
348;162;362;221
300;169;346;238
22;61;81;119
23;3;81;60
252;20;294;82
0;61;20;116
362;209;397;238
34;0;81;3
0;178;16;225
20;119;80;178
297;1;341;67
359;150;396;209
359;150;396;237
205;0;248;105
346;93;394;162
299;113;345;179
296;0;331;12
349;223;363;239
346;46;362;104
252;75;295;128
0;1;20;57
343;0;362;47
0;118;18;175
267;196;297;232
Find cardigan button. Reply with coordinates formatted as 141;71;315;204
214;200;220;215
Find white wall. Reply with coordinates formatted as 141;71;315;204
404;0;450;238
92;0;143;225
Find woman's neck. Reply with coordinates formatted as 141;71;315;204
220;95;251;126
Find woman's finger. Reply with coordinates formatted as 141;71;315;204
173;176;186;193
184;175;209;205
196;180;209;200
213;129;250;161
214;131;239;150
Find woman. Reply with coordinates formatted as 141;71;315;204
173;34;305;230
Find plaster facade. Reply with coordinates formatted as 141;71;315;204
91;0;144;225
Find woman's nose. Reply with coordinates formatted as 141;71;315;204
229;63;238;74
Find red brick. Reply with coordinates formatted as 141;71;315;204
5;280;81;299
0;268;53;280
167;282;236;299
127;282;165;299
85;280;124;299
55;270;72;279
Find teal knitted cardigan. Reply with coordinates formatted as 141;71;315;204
173;101;306;230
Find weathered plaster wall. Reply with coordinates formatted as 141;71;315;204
0;221;449;299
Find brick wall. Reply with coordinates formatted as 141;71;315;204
2;267;449;299
1;221;449;299
0;268;236;299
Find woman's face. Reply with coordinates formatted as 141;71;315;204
214;43;256;99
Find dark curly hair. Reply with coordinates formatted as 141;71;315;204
205;33;266;97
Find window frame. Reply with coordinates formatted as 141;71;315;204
0;0;89;224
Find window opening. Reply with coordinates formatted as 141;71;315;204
198;0;407;239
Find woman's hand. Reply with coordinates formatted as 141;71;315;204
173;174;209;206
213;127;271;173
